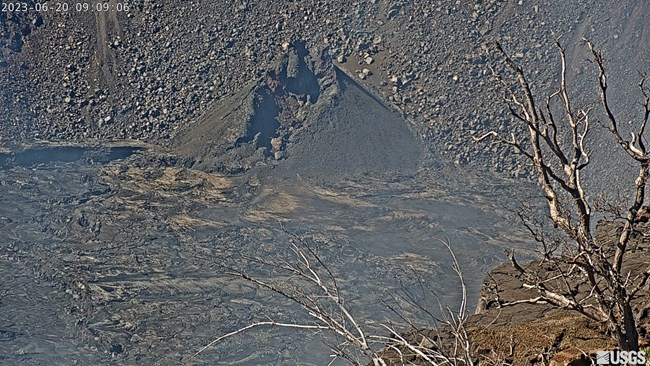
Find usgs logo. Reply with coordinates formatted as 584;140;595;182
596;350;647;365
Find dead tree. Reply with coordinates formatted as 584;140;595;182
183;230;478;366
475;39;650;351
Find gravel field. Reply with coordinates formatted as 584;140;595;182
1;1;648;172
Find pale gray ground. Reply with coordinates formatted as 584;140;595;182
0;148;535;365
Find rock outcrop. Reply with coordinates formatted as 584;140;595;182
377;220;650;365
170;42;423;178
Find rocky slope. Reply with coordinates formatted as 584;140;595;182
171;42;423;177
2;1;649;175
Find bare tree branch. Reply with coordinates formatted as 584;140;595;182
478;39;649;351
186;230;482;365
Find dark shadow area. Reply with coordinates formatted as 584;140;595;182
284;40;321;103
235;89;281;152
100;146;143;162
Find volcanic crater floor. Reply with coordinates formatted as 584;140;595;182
0;146;534;365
